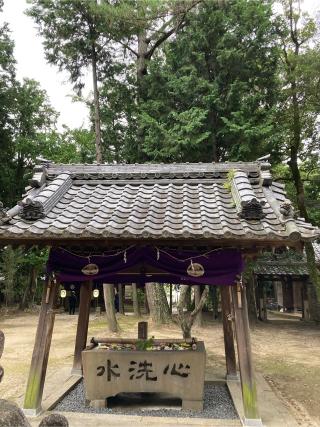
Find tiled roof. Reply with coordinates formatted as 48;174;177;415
0;162;319;243
254;262;309;276
254;243;320;276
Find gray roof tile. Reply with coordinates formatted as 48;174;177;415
0;162;319;243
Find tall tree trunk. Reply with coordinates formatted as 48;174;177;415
20;267;37;310
185;285;192;310
208;111;219;162
132;283;141;317
193;285;203;327
177;285;209;339
305;243;320;322
135;30;149;159
287;70;320;321
91;44;103;163
146;283;170;324
103;283;119;332
118;283;125;315
169;284;173;314
136;31;149;98
245;274;258;325
3;247;15;307
144;288;150;314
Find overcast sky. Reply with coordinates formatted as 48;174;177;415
1;0;90;130
0;0;318;130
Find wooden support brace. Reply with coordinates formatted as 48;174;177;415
220;286;238;380
23;276;59;415
231;283;262;426
72;281;92;375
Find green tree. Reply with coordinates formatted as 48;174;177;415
0;246;24;306
28;0;112;162
136;0;279;162
12;78;57;200
40;127;96;163
0;13;17;206
276;0;320;320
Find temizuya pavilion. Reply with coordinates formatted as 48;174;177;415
0;160;318;426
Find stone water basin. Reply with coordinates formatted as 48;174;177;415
82;339;206;410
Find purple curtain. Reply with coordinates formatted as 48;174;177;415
47;246;243;286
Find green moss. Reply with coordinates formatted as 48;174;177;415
223;169;236;192
24;371;40;409
242;382;259;419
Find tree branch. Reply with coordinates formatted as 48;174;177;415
117;40;138;57
189;285;209;323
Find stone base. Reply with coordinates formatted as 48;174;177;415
90;399;106;409
226;373;239;381
182;399;203;411
243;417;263;427
23;407;42;417
70;368;83;376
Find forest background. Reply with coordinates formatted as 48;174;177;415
0;0;319;323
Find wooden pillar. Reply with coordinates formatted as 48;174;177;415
138;321;148;339
257;279;263;321
231;283;262;425
220;285;237;380
282;277;294;312
23;275;59;415
118;283;125;314
302;280;310;320
72;281;92;375
257;280;267;321
262;282;267;321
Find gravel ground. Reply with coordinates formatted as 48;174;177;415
54;380;238;419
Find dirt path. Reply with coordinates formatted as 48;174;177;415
0;312;319;426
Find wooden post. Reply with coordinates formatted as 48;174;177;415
23;275;59;415
262;282;267;321
138;321;148;340
220;286;237;380
282;277;294;312
231;283;262;425
302;280;310;320
72;281;92;375
257;279;263;321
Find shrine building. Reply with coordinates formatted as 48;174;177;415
0;160;318;426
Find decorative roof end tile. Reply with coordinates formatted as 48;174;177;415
231;171;266;220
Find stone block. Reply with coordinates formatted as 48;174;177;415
82;340;206;411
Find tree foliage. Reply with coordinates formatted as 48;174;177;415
0;0;319;312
